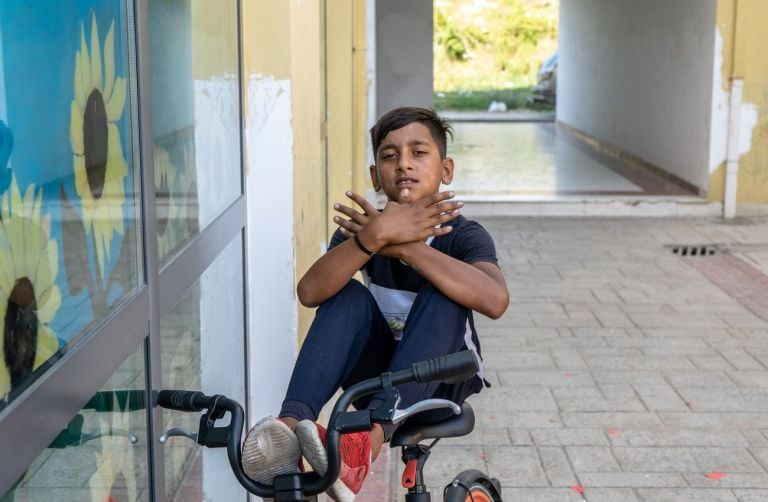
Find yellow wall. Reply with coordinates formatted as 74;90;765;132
191;2;239;79
289;0;326;340
290;0;369;339
326;0;370;239
240;1;368;340
710;0;768;203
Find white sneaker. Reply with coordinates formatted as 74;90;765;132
242;416;301;485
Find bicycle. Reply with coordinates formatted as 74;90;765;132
158;350;502;501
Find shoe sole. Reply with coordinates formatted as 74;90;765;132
242;416;300;485
295;420;355;502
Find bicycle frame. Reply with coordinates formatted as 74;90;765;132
157;350;484;501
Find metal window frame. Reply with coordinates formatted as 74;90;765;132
0;0;248;499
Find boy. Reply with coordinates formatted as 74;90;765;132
242;107;508;501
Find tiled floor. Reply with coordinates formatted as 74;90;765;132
448;122;694;198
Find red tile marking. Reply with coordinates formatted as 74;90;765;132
684;254;768;322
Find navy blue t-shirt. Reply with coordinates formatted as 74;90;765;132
329;215;498;360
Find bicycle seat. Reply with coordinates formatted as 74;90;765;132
390;402;475;447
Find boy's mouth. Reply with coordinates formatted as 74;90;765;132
395;177;417;188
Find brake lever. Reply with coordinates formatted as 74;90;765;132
391;399;461;425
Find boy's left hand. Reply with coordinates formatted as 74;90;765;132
333;190;461;258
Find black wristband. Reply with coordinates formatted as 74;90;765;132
353;233;375;256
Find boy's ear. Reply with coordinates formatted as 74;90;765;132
369;164;381;191
441;157;455;185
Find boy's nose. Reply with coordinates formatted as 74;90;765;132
397;153;413;171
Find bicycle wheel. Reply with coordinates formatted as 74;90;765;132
463;483;494;502
443;469;502;502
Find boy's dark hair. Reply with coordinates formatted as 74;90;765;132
370;107;454;159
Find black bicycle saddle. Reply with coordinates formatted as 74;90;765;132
390;402;475;447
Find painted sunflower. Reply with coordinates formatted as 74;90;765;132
70;14;128;277
0;176;61;401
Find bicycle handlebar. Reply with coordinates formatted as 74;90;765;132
157;350;480;498
156;390;207;412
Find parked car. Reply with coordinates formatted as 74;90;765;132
529;52;557;106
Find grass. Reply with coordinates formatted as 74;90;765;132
433;87;554;112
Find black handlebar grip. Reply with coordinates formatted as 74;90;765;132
412;350;480;385
157;390;206;412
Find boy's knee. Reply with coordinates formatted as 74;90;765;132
318;280;375;311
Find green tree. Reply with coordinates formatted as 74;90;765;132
434;0;558;92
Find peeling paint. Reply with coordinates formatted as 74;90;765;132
243;72;297;420
708;28;760;174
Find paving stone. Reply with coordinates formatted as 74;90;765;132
563;412;664;429
632;381;690;411
483;350;557;370
566;446;621;472
659;412;768;430
732;489;768;501
690;354;739;371
471;385;558;412
683;472;768;489
718;348;766;371
494;487;586;501
591;370;667;385
640;327;733;339
636;488;738;501
483;446;549;486
539;446;578;486
531;428;609;447
629;312;729;328
531;311;601;328
675;387;768;412
740;429;768;447
585;487;640;501
552;386;645;413
609;428;749;447
508;428;534;446
727;371;768;388
608;336;711;350
475;411;563;429
499;370;595;387
551;348;590;370
577;472;687;488
613;447;762;473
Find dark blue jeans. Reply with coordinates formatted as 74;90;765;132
280;280;482;435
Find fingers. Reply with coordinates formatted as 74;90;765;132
434;206;462;225
429;225;454;237
346;191;378;216
334;200;373;227
421;191;456;207
334;216;362;235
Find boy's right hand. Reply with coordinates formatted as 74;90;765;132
333;190;462;255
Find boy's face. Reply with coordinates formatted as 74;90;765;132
369;122;454;203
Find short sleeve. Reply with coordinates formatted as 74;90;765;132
451;220;498;266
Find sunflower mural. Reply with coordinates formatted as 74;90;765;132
0;176;60;402
69;14;128;279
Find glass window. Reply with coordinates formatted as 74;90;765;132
0;2;142;410
1;343;148;501
149;1;241;263
160;234;246;501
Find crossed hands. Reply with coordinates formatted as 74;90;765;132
333;188;463;257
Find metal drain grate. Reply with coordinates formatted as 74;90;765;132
668;244;719;257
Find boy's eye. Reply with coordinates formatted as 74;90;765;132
382;153;396;160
